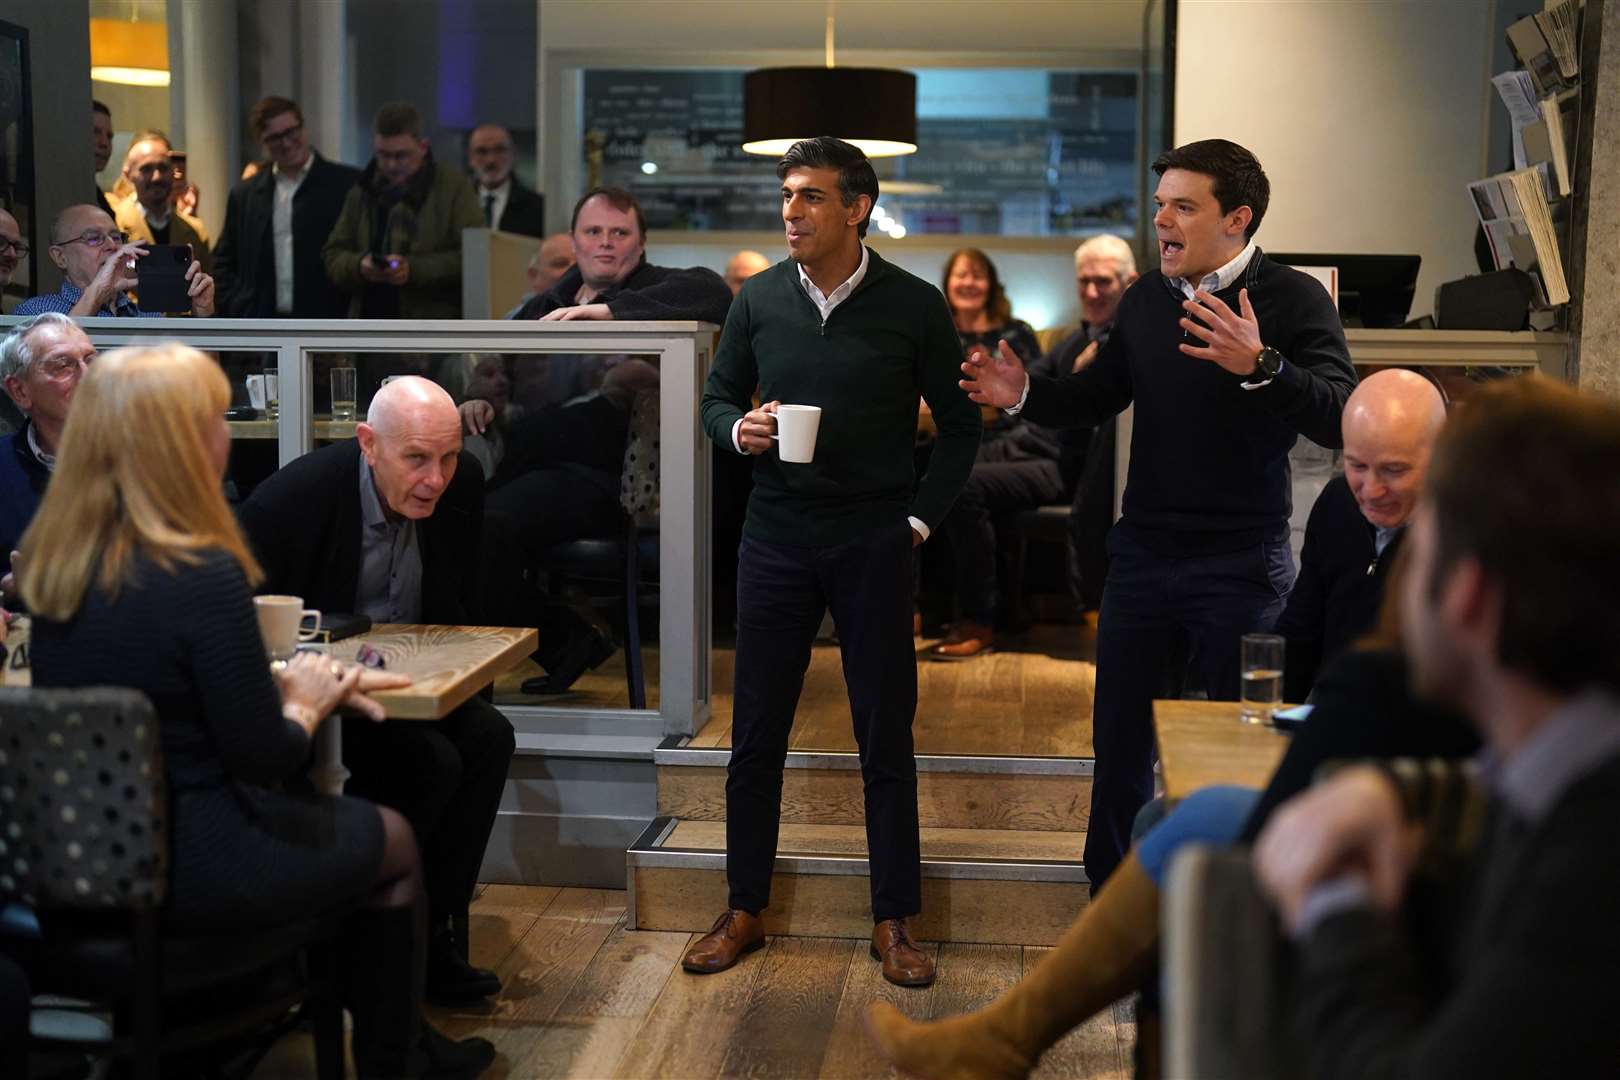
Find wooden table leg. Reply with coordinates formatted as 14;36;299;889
310;714;350;796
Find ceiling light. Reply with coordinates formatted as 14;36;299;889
89;17;169;87
641;161;659;175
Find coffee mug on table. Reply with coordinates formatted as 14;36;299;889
772;404;823;464
255;595;322;660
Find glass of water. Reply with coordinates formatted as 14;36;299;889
1239;633;1285;724
330;366;358;421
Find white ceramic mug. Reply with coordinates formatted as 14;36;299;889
772;404;823;464
254;595;322;660
245;373;280;418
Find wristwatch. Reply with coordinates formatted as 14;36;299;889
1242;346;1284;389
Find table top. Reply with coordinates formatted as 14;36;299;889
1153;699;1291;801
329;623;537;720
2;619;537;721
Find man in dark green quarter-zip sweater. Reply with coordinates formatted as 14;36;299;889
685;138;981;987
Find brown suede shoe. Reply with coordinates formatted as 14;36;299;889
927;620;994;661
871;918;936;987
681;909;765;974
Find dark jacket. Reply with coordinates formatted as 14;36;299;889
0;422;49;578
495;180;546;238
1021;250;1357;553
213;153;361;317
322;154;484;318
1273;475;1402;701
236;440;485;623
514;258;732;325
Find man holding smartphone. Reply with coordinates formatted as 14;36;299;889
17;204;214;318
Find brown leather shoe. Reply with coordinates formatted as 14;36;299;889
871;918;935;987
928;620;994;661
681;909;765;974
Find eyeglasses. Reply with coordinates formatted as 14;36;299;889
0;239;28;259
262;122;304;148
53;230;126;250
36;353;94;381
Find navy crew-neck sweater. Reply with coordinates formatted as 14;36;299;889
700;248;982;546
1020;249;1356;554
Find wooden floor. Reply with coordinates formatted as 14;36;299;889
491;621;1098;759
253;884;1134;1079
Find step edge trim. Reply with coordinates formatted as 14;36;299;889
653;748;1095;776
627;847;1088;883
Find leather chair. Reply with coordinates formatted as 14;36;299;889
543;389;660;709
0;686;346;1080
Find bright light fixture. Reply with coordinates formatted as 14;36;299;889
91;65;170;87
641;161;659;175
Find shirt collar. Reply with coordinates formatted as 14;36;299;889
1166;239;1257;298
143;205;172;230
24;421;54;471
357;457;396;531
478;177;512;199
797;244;869;305
274;155;311;184
1485;690;1620;825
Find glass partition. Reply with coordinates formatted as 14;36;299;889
10;318;716;739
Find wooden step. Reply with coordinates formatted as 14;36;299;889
655;743;1093;832
628;818;1088;947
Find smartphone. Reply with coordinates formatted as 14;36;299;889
136;243;194;313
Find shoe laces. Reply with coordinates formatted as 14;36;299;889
711;909;744;936
881;919;915;951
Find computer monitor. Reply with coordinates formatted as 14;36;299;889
1267;253;1422;329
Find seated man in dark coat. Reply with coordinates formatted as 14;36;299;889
511;186;731;326
237;376;516;1005
1275;367;1445;700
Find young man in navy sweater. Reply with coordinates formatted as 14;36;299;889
963;139;1357;893
687;137;981;985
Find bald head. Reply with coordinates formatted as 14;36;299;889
357;376;463;520
724;250;770;295
530;232;575;295
1342;368;1447;530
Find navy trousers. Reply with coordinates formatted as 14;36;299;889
1084;526;1293;890
726;521;922;922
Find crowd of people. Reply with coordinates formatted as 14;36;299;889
0;99;1614;1080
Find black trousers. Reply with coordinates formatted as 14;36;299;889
1084;526;1293;890
342;696;515;920
726;522;921;922
940;444;1065;625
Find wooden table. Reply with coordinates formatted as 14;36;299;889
310;623;537;793
1153;699;1291;801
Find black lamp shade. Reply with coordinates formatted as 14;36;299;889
742;67;917;157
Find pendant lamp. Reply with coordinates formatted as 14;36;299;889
741;5;917;157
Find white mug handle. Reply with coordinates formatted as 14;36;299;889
297;609;322;642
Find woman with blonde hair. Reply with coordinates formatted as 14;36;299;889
23;343;494;1078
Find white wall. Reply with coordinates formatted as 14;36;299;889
1175;0;1494;320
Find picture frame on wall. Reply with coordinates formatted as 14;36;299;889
0;18;36;310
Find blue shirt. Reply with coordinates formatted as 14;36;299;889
14;279;145;318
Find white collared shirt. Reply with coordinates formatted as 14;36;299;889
272;156;310;313
479;178;512;230
25;422;55;472
1165;238;1257;301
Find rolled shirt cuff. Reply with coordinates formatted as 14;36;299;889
908;516;930;542
1004;373;1031;416
730;417;746;454
1294;874;1375;939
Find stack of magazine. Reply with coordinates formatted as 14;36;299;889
1467;166;1569;306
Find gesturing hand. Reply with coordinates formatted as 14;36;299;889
958;338;1027;409
1179;287;1265;376
460;399;496;435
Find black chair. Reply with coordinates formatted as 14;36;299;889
542;389;660;709
0;686;346;1080
1003;503;1080;629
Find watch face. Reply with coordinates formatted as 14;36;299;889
1257;348;1283;377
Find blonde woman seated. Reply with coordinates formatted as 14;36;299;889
21;343;494;1079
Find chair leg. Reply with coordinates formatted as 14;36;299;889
624;523;646;710
307;942;346;1080
130;909;162;1080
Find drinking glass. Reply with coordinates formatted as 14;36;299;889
330;366;358;421
1239;633;1285;724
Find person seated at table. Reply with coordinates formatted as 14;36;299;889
925;248;1063;659
15;204;215;318
866;553;1481;1076
1274;367;1445;701
0;314;98;603
1253;376;1620;1079
461;360;660;694
510;186;731;325
237;376;516;1006
19;343;492;1078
